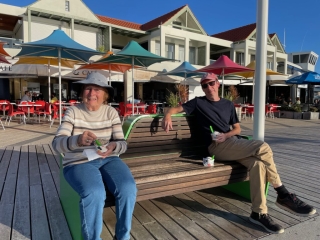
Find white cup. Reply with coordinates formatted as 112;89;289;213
203;157;215;167
211;131;220;141
94;139;109;153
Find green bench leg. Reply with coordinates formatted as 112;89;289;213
60;160;83;240
222;181;270;200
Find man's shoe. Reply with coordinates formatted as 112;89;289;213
249;212;284;234
276;193;317;217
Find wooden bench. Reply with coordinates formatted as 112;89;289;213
60;114;269;240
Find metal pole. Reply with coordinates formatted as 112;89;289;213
221;68;225;98
253;0;269;141
58;48;62;124
48;59;51;102
132;56;135;115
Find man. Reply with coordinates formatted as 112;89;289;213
21;91;31;102
162;73;316;234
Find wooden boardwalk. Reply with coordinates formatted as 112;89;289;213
0;118;319;239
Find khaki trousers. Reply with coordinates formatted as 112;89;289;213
208;136;281;213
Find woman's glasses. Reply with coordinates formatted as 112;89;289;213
201;81;217;89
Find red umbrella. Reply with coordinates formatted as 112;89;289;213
0;42;10;64
195;55;253;97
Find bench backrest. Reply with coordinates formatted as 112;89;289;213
121;114;207;160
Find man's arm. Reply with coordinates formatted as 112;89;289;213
216;122;241;143
161;106;184;133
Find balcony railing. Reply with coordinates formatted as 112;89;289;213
0;37;23;49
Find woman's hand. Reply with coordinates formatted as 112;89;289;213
97;142;117;158
78;131;97;146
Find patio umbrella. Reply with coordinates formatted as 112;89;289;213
160;61;204;84
0;42;11;64
230;61;285;102
15;29;101;123
95;40;173;108
14;57;80;101
286;71;320;107
195;55;253;97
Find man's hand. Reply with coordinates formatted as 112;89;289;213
97;142;117;158
78;131;97;146
162;114;173;133
216;133;227;143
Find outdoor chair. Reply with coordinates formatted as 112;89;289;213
5;103;26;125
136;103;146;114
0;100;10;116
34;102;52;123
246;106;254;119
50;103;64;127
146;104;157;114
34;100;46;111
0;117;5;130
269;104;280;118
68;100;78;105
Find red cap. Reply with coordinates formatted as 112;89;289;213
200;73;218;84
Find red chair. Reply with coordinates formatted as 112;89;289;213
246;106;254;119
119;102;133;117
0;100;10;116
269;104;281;118
5;103;26;125
136;103;146;114
34;100;46;111
50;104;64;128
34;102;51;123
0;117;5;130
146;104;157;114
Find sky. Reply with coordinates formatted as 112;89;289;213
2;0;320;72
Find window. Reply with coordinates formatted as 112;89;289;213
65;1;70;11
179;45;185;62
293;55;299;64
189;47;196;64
173;21;182;30
236;52;244;66
300;54;309;63
165;43;175;59
267;62;273;70
155;41;160;56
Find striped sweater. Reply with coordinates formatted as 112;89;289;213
52;103;127;167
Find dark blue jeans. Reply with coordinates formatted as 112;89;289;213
64;156;137;240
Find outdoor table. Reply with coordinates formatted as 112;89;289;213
133;105;148;114
17;104;42;123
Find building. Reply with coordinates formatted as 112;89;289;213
0;0;317;104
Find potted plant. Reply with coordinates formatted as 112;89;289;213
279;105;294;119
164;89;179;114
292;103;302;119
223;85;239;103
302;106;319;120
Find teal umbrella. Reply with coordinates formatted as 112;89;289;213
96;40;173;108
15;29;101;123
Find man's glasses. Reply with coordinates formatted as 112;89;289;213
201;81;217;89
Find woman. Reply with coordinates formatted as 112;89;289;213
52;72;137;240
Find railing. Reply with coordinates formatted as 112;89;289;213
0;37;23;49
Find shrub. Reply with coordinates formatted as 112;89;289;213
224;85;239;103
166;90;179;107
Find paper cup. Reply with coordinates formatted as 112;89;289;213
94;139;109;153
211;131;220;141
203;157;214;167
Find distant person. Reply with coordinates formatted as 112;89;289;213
295;97;301;105
21;91;32;102
38;93;44;100
50;93;58;103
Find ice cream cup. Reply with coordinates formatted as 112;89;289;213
211;131;220;141
94;139;109;153
203;157;215;167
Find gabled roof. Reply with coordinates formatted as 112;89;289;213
96;14;141;30
140;5;186;31
269;33;276;39
211;23;256;42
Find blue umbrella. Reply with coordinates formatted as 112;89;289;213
286;71;320;107
286;71;320;84
15;29;101;123
160;61;204;79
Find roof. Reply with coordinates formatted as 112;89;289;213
96;5;186;31
96;14;141;30
211;23;256;42
140;5;186;31
269;33;276;39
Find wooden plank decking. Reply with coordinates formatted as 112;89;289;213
0;119;319;239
